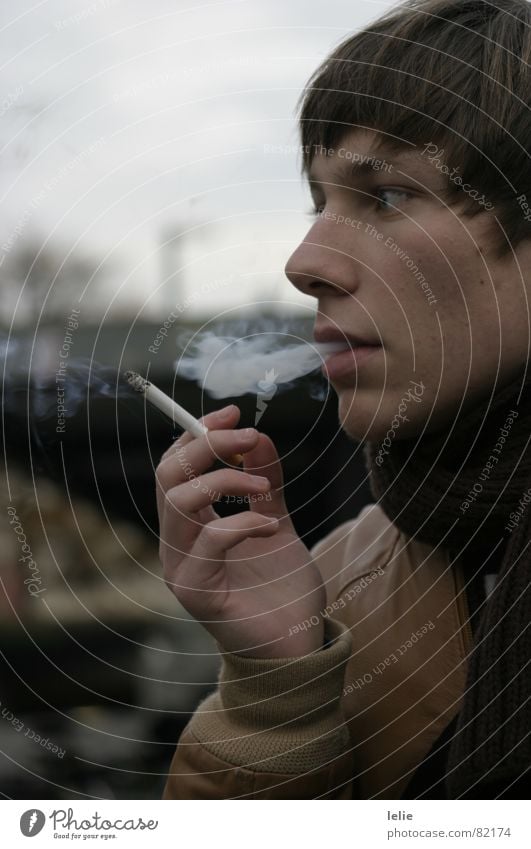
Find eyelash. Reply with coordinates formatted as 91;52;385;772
307;188;412;218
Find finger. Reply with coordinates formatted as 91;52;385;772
242;433;289;518
159;404;241;463
160;472;274;562
191;512;279;561
159;497;222;563
158;469;223;529
156;405;242;517
160;468;271;555
165;469;271;518
156;428;260;495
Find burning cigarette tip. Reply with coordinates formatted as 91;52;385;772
124;370;244;466
123;369;207;439
124;370;149;393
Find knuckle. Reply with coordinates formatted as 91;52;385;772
155;463;169;491
163;569;179;595
164;485;184;509
160;441;178;463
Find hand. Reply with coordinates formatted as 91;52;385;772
155;404;326;657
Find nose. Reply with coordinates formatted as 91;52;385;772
284;226;360;300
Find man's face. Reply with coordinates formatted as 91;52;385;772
285;129;531;442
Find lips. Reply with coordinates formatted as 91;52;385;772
313;325;380;348
314;325;382;380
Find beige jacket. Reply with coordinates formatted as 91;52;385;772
163;503;473;799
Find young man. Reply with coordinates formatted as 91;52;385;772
158;0;531;798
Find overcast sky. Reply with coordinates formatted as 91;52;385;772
0;0;396;323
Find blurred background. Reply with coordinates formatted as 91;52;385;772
0;0;394;799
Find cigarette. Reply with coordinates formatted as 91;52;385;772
124;371;243;465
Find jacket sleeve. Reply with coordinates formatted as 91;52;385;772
162;618;354;799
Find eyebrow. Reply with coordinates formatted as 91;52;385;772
308;148;426;185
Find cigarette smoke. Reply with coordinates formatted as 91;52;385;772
1;334;134;425
175;332;346;399
1;339;139;475
31;358;127;420
1;323;345;445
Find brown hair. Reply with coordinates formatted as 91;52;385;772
298;0;531;256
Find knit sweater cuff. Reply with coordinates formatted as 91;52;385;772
186;618;353;773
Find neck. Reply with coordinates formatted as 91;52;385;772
363;367;531;555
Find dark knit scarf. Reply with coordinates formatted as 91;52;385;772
363;367;531;798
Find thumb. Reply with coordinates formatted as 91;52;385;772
242;433;289;519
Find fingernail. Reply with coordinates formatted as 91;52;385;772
218;404;237;418
252;475;270;488
240;428;257;442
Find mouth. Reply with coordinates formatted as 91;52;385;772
313;325;383;380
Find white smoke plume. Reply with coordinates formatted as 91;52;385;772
175;333;346;399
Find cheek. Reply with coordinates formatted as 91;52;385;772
406;224;492;310
380;231;485;353
337;226;510;439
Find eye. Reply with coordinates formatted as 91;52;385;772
374;188;412;212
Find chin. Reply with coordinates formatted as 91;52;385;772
336;389;426;443
336;397;382;443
